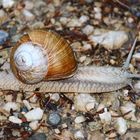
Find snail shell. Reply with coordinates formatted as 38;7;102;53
10;30;77;84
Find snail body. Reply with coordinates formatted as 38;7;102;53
0;64;132;92
0;30;138;93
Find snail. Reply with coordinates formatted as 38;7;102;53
0;30;139;93
10;30;77;84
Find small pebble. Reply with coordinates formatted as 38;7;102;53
74;130;84;139
75;116;85;124
83;42;92;50
50;93;60;102
71;41;82;50
136;98;140;107
86;102;95;111
89;30;128;50
60;17;68;25
94;7;102;13
47;111;61;126
31;22;45;29
3;102;19;112
128;17;134;23
23;100;32;110
0;30;9;45
9;116;22;124
0;9;6;17
24;1;34;10
115;117;127;135
99;108;112;124
110;59;116;65
54;128;61;134
67;18;81;27
74;93;97;112
62;123;68;129
29;94;38;103
2;0;14;8
79;56;86;63
82;25;94;35
133;53;140;61
79;15;89;24
120;102;136;120
94;12;102;20
85;0;94;3
29;121;39;130
22;9;35;21
24;108;43;122
53;0;61;6
28;133;47;140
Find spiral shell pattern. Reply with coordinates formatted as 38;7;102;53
10;30;77;84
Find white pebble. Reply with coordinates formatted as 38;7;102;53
50;93;60;102
86;102;95;111
128;17;134;23
89;31;128;50
2;0;14;8
29;94;38;103
133;53;140;61
22;9;35;21
74;131;84;139
60;17;68;25
9;116;22;124
123;89;129;96
115;117;127;135
74;93;97;112
79;56;86;63
79;15;89;24
94;7;102;13
134;81;140;92
83;43;92;50
24;108;43;122
0;9;6;17
3;102;19;112
82;25;94;35
67;18;81;27
99;108;112;124
23;100;32;110
24;1;34;10
62;123;67;129
120;102;136;120
75;116;85;124
29;121;39;130
54;129;61;134
94;12;102;20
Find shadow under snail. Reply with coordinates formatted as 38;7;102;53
0;30;139;93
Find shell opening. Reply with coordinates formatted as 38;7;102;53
14;42;48;84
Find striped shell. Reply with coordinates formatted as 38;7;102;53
10;30;77;84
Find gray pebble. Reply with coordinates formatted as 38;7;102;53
28;133;47;140
47;112;61;126
85;0;94;3
0;30;9;45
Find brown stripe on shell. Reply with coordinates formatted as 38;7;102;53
10;30;77;84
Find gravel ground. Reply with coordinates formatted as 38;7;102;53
0;0;140;140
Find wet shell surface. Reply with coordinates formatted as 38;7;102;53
10;30;77;84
